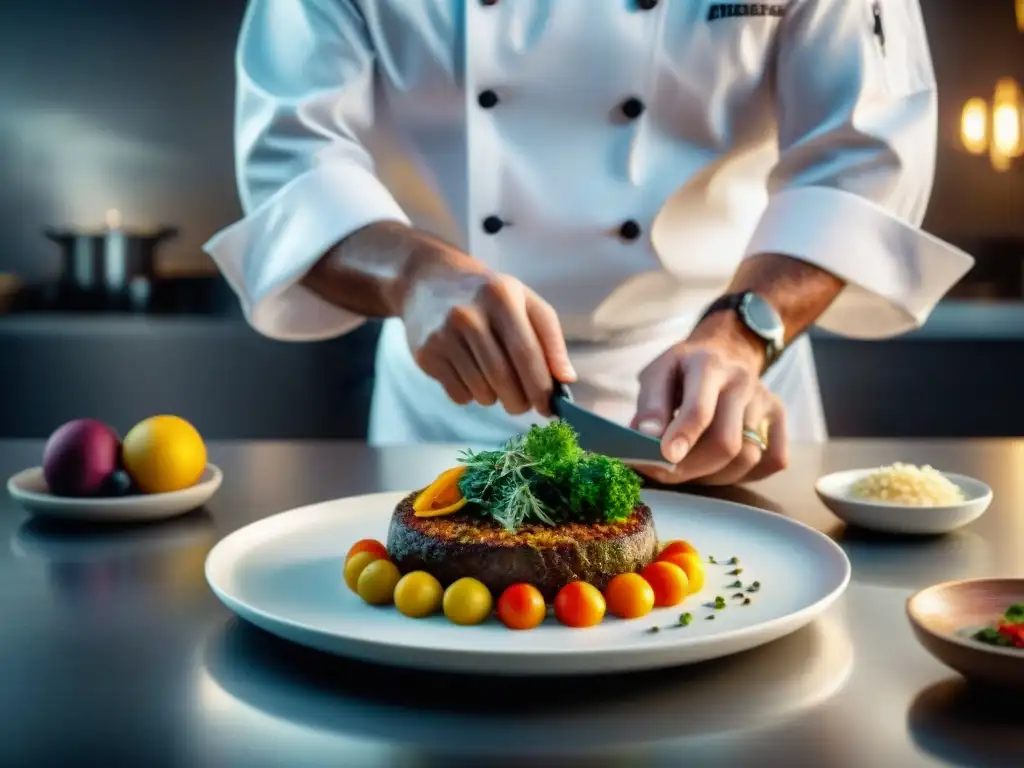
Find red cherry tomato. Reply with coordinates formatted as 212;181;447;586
554;582;606;628
497;583;547;630
640;561;689;607
346;539;389;564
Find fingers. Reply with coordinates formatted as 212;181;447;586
413;275;573;416
742;396;789;482
632;353;680;440
525;293;577;384
660;353;731;464
694;391;769;486
414;352;476;406
491;286;563;416
453;304;531;415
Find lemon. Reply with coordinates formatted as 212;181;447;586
122;415;207;494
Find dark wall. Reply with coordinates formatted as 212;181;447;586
0;0;247;278
0;0;1021;284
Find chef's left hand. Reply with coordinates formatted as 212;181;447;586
628;321;789;486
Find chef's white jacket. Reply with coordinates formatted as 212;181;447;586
204;0;973;447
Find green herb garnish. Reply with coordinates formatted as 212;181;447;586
706;615;715;620
457;422;641;532
680;612;693;626
1005;603;1024;624
714;596;726;610
728;568;743;576
708;555;718;564
731;592;745;599
727;580;742;589
743;597;751;605
728;557;739;565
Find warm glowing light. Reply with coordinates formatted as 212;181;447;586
962;78;1023;171
992;78;1023;158
104;208;122;230
960;99;988;155
1017;0;1024;32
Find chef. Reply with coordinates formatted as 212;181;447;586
205;0;972;486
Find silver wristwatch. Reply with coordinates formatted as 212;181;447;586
697;292;786;372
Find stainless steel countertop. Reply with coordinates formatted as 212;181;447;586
2;439;1022;767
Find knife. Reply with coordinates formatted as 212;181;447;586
549;382;673;468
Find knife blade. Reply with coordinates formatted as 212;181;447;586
549;382;672;468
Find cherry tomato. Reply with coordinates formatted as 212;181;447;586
344;550;381;592
603;573;655;620
356;559;402;605
497;583;547;630
554;581;606;628
657;540;698;561
346;539;389;564
640;561;689;607
443;577;494;625
394;571;444;618
658;552;706;595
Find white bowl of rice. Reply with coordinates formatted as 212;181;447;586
815;463;993;535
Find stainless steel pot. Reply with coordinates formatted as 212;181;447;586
45;226;177;311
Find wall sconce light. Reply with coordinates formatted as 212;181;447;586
960;77;1023;172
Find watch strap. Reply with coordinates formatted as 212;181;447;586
697;292;783;372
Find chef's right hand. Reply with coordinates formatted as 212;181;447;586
400;247;576;416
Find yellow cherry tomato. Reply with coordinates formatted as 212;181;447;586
394;571;444;618
661;552;706;595
356;559;402;605
344;550;381;593
442;577;493;625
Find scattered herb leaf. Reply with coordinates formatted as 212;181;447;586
714;596;727;610
648;625;661;634
728;556;740;565
727;580;742;589
731;592;745;600
728;568;743;576
708;555;717;564
706;615;715;620
679;612;693;626
743;597;752;605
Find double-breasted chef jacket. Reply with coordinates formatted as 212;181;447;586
204;0;973;448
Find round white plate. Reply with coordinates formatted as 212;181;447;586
6;465;223;523
815;468;992;536
205;489;851;676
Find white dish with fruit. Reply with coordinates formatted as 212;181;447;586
206;423;850;675
7;415;219;522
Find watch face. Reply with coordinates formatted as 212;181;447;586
739;293;784;343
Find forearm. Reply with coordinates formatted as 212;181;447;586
689;252;845;369
301;221;483;317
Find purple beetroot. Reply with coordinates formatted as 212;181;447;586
42;419;121;497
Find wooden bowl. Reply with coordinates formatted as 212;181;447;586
907;579;1024;688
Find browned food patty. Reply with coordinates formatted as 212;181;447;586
385;492;658;600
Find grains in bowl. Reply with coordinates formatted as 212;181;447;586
849;463;966;507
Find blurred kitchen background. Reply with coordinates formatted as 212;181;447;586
0;0;1021;441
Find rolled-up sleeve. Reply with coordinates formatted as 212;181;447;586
203;0;409;340
745;0;973;338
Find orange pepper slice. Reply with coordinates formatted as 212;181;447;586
413;466;469;517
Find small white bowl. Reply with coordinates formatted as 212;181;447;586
6;465;223;523
815;468;992;535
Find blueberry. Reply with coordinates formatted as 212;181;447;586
100;469;136;497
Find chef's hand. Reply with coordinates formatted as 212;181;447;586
628;318;789;486
401;249;576;416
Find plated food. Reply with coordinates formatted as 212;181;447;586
907;578;1024;689
815;465;992;535
339;422;765;631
